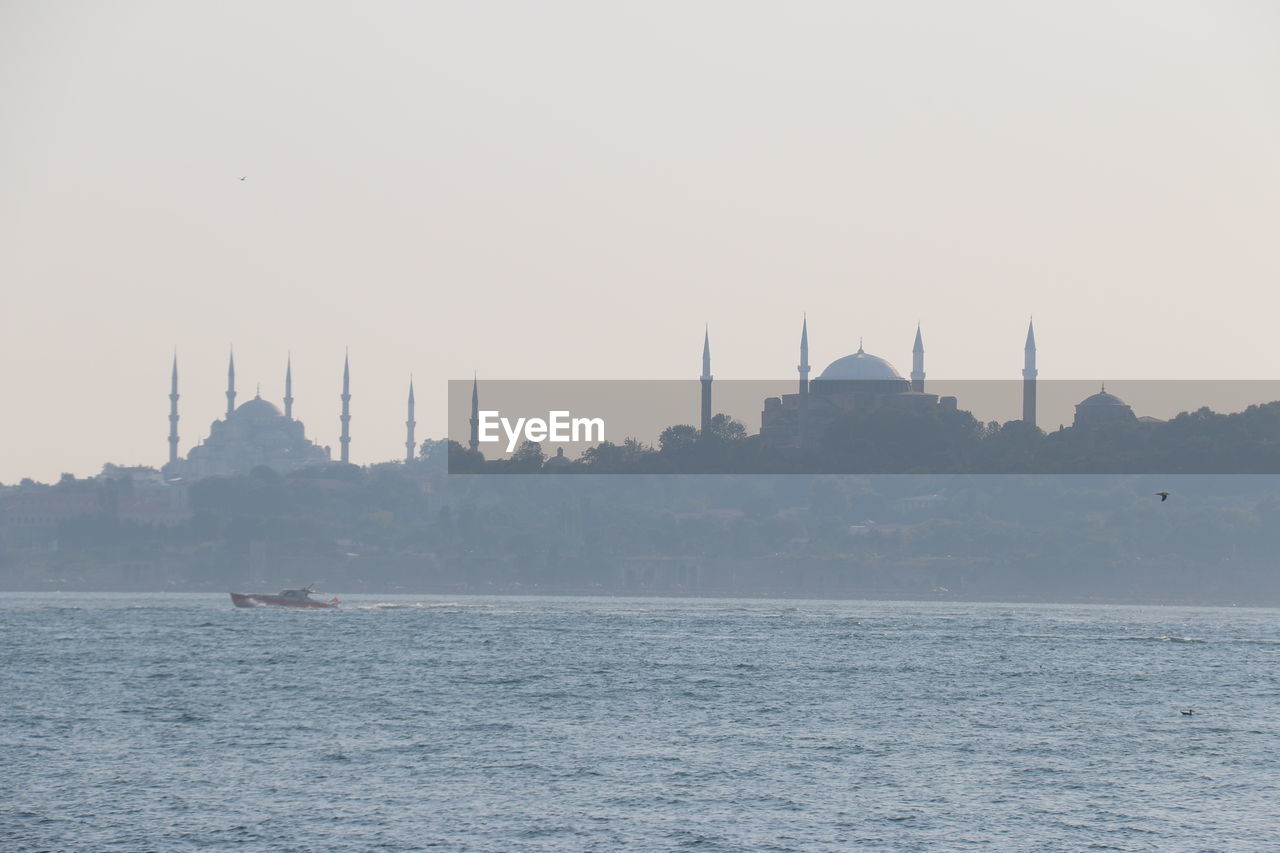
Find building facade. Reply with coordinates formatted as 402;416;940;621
163;352;331;479
748;320;1041;448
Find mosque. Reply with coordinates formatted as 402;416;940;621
161;352;420;480
690;319;1040;447
698;318;1147;446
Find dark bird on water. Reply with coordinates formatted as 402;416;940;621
1156;491;1170;502
1180;709;1194;715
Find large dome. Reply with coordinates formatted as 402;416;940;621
233;396;284;420
1077;387;1128;408
1073;384;1136;428
817;346;904;381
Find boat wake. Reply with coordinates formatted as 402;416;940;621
352;602;488;611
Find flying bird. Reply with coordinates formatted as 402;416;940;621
1156;491;1170;502
239;176;247;181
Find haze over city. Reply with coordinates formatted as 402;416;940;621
3;1;1279;482
9;5;1280;850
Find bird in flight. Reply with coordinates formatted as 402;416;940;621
1156;491;1170;502
239;176;247;181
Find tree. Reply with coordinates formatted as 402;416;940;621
418;438;451;469
507;441;546;473
659;424;699;454
707;413;747;443
447;440;486;473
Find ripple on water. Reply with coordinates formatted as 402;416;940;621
3;593;1280;851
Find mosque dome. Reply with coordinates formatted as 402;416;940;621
233;396;284;420
1073;384;1137;428
1077;387;1128;408
816;345;904;381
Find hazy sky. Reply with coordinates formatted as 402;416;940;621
2;1;1278;482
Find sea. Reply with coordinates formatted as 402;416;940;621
3;593;1279;852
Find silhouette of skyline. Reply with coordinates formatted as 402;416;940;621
3;2;1279;481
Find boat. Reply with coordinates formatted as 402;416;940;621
229;587;339;609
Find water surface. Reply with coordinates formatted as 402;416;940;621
3;593;1278;851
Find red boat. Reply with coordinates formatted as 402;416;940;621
230;587;339;609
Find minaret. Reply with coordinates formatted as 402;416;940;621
468;375;480;452
339;352;351;464
798;316;810;446
405;377;416;465
167;352;180;465
283;354;294;420
798;315;810;394
1022;319;1037;428
911;324;925;393
225;348;236;418
700;327;713;435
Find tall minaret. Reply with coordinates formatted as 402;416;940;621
225;348;236;418
283;354;294;420
1022;319;1037;428
405;377;416;465
700;327;713;435
798;315;810;394
911;324;925;393
468;375;480;452
798;316;810;446
339;352;351;464
167;352;180;465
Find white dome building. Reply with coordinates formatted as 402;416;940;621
757;321;977;448
810;342;911;394
164;353;331;479
1072;385;1138;429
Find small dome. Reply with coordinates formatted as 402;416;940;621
544;447;572;468
817;346;904;381
1078;387;1127;408
233;396;284;419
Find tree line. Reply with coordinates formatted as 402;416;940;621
448;401;1280;474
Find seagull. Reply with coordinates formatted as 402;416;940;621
239;176;247;181
1180;709;1194;716
1156;491;1170;502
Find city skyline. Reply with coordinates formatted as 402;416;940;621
4;2;1279;481
119;316;1280;482
28;320;1059;479
12;315;1280;482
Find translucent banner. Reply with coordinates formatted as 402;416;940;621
445;380;1280;474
